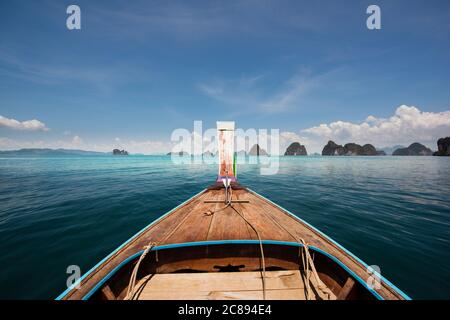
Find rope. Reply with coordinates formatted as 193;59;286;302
301;239;331;299
261;208;330;300
123;184;328;300
204;185;267;300
227;182;268;299
228;187;329;300
204;183;327;300
125;242;157;300
230;204;267;300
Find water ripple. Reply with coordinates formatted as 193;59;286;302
0;156;449;299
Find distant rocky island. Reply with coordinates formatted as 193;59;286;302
202;151;214;157
166;151;190;156
322;141;381;156
112;149;129;156
433;137;450;156
392;143;432;156
248;144;268;156
380;145;405;155
0;148;106;156
284;142;307;156
2;138;446;158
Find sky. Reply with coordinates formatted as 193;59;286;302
0;0;449;154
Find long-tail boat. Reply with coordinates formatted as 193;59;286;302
57;121;410;300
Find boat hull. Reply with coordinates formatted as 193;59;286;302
57;184;410;300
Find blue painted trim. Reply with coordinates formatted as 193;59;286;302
80;240;384;300
311;246;383;300
57;187;411;301
82;251;144;300
247;188;412;300
55;189;207;300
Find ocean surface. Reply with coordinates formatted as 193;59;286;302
0;155;449;299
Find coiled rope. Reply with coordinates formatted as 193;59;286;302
125;242;157;300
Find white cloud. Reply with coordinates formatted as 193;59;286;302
126;139;172;154
2;105;448;155
258;73;317;114
0;50;146;94
90;1;328;42
280;131;302;144
199;69;337;115
72;135;83;145
300;105;450;153
0;115;49;131
259;130;315;155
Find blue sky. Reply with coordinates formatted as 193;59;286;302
0;0;449;153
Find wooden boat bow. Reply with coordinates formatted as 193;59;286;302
57;121;410;300
57;183;409;300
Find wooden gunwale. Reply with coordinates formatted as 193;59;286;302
58;185;409;300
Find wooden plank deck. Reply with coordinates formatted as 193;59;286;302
62;187;403;300
133;270;336;300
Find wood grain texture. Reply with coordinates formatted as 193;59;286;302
62;187;404;300
133;270;336;300
337;277;356;300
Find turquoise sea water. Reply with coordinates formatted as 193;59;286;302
0;155;449;299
